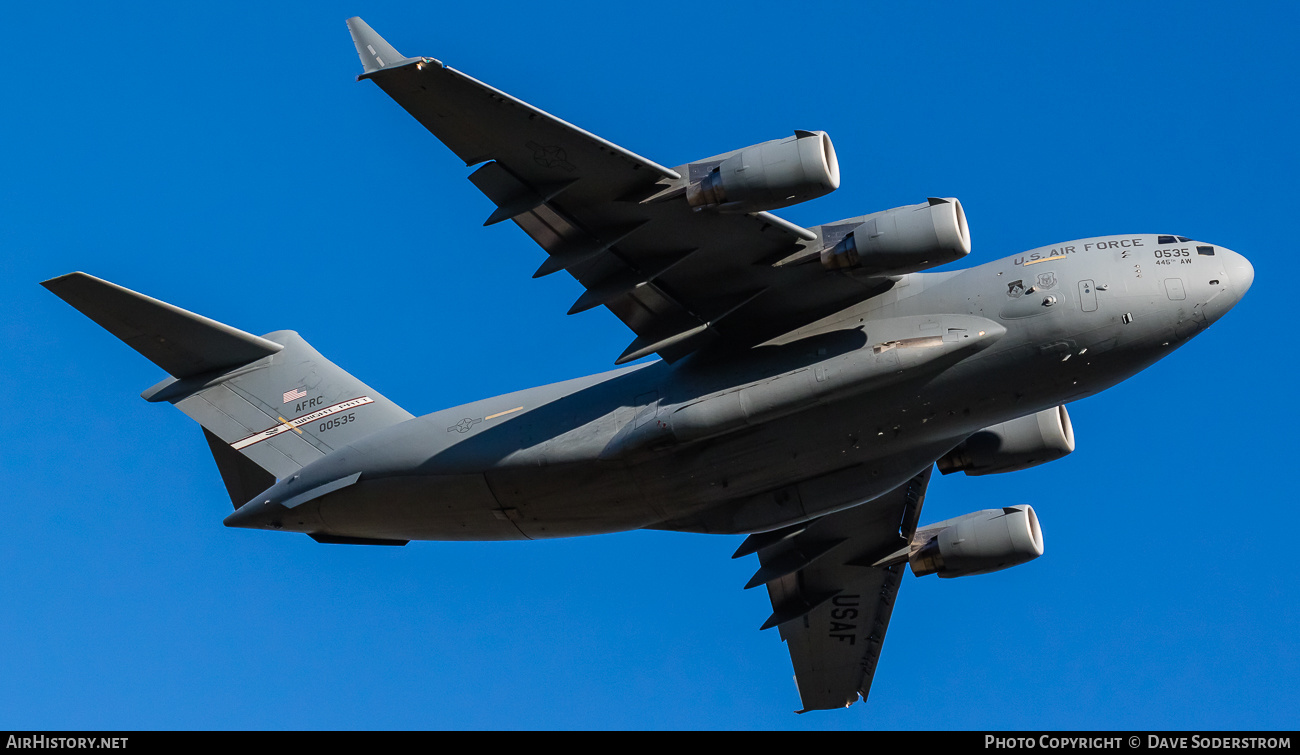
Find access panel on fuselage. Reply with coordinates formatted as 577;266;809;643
1079;279;1098;312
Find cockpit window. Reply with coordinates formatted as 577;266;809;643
1197;245;1215;256
1159;235;1194;244
1177;236;1191;242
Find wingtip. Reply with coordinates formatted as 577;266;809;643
345;16;408;75
40;271;76;289
41;271;94;294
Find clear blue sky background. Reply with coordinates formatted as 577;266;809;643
3;0;1296;731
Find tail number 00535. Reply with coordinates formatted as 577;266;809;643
319;413;356;433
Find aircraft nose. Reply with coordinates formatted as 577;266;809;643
1223;249;1254;299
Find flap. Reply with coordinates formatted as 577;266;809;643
746;466;932;711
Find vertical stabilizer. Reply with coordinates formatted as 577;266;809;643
141;329;414;487
44;273;414;507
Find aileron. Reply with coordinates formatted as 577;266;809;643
743;466;933;710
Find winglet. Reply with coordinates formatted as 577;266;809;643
346;17;414;75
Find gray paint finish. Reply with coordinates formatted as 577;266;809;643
43;18;1255;714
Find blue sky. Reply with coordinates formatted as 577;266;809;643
3;0;1297;730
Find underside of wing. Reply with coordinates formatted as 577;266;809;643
735;466;932;712
346;18;899;364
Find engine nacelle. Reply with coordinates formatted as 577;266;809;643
686;131;840;213
937;405;1075;476
820;198;971;274
909;505;1044;578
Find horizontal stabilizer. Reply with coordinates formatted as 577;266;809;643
47;272;414;492
42;272;283;379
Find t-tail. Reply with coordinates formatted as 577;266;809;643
42;273;413;508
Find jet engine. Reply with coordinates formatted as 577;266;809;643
686;131;840;213
909;505;1044;578
820;198;971;274
937;405;1075;476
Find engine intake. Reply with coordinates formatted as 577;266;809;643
820;198;971;274
910;505;1044;578
938;405;1075;476
686;131;840;213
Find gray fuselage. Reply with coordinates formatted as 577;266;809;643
226;234;1252;540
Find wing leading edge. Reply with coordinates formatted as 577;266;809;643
735;466;932;712
346;18;892;364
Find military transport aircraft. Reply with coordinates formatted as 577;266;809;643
42;17;1253;712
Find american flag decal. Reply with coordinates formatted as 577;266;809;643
282;387;307;404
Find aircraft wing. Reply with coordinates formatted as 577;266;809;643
347;18;889;364
734;466;932;711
